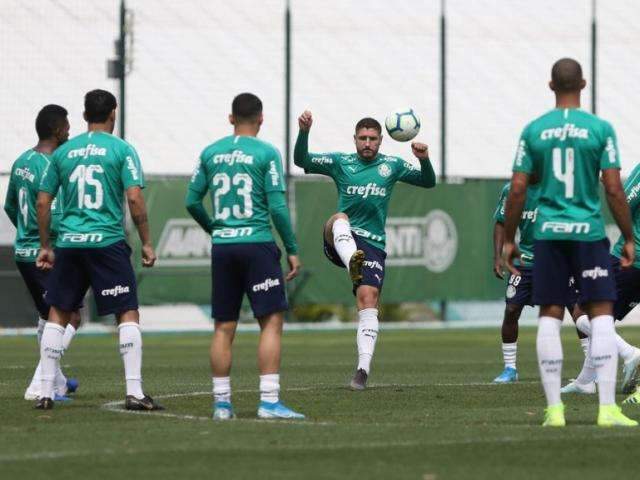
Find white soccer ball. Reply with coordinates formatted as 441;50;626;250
384;108;421;142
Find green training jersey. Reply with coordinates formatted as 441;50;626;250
493;182;540;266
512;108;620;241
612;163;640;267
4;150;61;262
40;131;145;248
298;150;431;250
189;135;286;245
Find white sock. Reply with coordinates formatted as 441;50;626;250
502;342;517;369
536;316;563;406
590;315;618;405
260;373;280;403
40;323;65;399
580;337;590;357
332;218;357;268
575;315;591;336
37;317;47;345
616;333;637;363
575;349;597;385
118;322;144;399
213;376;231;403
62;324;77;350
357;308;379;374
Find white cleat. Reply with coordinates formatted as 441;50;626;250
560;379;596;394
622;349;640;394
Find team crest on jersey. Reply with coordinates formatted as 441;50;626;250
378;163;391;178
506;285;517;299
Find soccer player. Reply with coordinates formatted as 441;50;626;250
561;163;640;397
504;58;637;427
35;89;161;411
4;105;81;401
492;180;587;383
294;111;436;390
186;93;304;420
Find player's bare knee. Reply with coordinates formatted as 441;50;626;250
356;287;379;309
504;304;523;322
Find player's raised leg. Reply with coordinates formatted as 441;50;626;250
324;213;365;283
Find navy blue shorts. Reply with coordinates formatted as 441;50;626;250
323;229;387;294
16;261;52;318
505;265;578;308
211;242;288;321
611;256;640;320
532;239;616;306
46;240;138;316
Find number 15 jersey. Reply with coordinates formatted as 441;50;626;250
189;135;286;245
512;108;620;241
40;131;145;248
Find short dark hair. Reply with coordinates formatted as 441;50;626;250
551;58;584;93
355;117;382;135
84;89;117;123
35;104;68;140
232;93;262;121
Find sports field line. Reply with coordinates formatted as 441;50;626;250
3;429;640;464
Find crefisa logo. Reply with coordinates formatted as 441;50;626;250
385;210;458;273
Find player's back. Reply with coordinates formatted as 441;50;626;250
9;150;51;259
42;131;144;248
514;108;618;241
198;135;284;244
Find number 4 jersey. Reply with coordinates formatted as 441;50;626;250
189;135;286;244
40;131;145;248
512;108;620;241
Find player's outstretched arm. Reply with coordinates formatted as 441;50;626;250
126;186;156;268
603;168;635;267
503;172;528;275
35;191;54;270
266;190;301;281
185;188;213;234
293;115;312;171
398;143;436;188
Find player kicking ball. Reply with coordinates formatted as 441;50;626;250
35;90;161;411
4;105;81;401
504;58;637;427
186;93;304;420
294;111;436;390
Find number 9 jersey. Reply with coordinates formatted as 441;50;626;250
189;135;286;245
39;131;145;248
512;108;620;242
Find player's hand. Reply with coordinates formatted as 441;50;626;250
620;240;635;268
36;247;55;271
298;111;313;132
493;257;504;279
141;243;156;268
411;142;429;160
502;241;521;276
285;255;301;281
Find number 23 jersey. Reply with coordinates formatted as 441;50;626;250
40;131;145;248
189;135;286;245
512;108;620;241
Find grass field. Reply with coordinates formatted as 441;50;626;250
2;326;640;480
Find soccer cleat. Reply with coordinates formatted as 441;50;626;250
492;367;518;383
597;404;638;427
542;403;565;427
257;401;305;420
621;350;640;394
213;401;235;420
66;378;79;394
348;250;365;283
350;368;368;390
560;379;596;394
124;395;164;411
34;397;54;410
623;387;640;405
